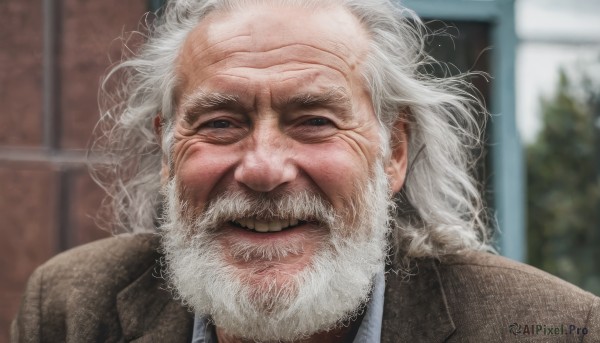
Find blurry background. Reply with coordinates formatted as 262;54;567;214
0;1;146;340
0;0;598;341
517;0;600;296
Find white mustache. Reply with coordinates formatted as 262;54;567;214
175;188;338;233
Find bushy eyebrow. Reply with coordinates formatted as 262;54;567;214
282;88;353;119
180;87;353;125
181;91;241;125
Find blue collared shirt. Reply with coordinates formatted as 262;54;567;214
191;270;385;343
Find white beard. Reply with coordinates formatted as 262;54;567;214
159;161;393;342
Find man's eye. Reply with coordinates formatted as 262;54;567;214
206;120;232;129
305;117;331;126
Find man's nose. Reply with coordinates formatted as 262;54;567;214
234;127;298;192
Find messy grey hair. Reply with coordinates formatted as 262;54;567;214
90;0;494;259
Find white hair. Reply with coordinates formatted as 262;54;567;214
90;0;494;259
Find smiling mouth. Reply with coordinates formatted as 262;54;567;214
230;218;306;233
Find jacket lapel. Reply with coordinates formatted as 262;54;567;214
116;262;193;342
381;258;456;343
114;245;453;342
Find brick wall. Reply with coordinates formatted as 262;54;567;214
0;0;147;340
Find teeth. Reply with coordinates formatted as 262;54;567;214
268;220;283;232
255;221;269;232
234;218;302;232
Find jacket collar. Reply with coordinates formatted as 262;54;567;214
382;258;456;342
116;262;193;342
114;243;454;342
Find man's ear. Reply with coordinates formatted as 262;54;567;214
154;114;170;185
153;114;163;138
386;117;409;194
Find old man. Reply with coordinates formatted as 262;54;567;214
12;0;599;342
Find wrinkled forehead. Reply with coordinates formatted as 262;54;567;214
199;3;369;51
175;3;371;86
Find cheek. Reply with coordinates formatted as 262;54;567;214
174;143;239;207
297;143;373;209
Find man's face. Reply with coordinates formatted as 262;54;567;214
172;4;381;274
161;3;407;341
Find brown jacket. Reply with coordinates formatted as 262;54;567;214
12;234;600;342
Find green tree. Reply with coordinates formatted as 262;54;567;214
527;69;600;295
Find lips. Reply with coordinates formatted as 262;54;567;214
231;218;304;233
